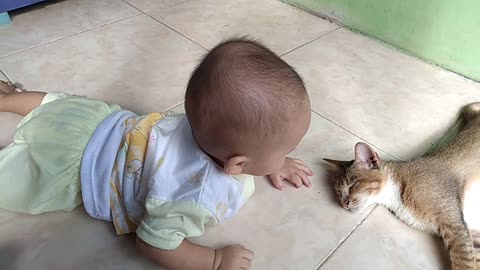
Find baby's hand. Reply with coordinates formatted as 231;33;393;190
268;157;313;190
216;245;254;270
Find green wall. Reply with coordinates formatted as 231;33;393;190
284;0;480;81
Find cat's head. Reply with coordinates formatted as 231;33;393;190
324;142;388;213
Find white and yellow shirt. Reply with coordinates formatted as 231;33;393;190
81;111;255;250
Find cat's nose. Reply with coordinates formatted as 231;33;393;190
341;198;350;209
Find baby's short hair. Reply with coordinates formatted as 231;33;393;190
185;37;308;146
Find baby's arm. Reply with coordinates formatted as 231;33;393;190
137;237;254;270
137;237;216;269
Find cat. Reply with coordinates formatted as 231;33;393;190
324;102;480;270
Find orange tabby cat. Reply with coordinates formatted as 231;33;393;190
324;103;480;270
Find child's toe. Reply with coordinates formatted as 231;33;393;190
0;80;16;95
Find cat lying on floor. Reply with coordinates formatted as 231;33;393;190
324;102;480;270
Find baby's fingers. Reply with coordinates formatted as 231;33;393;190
297;171;312;188
288;174;303;188
240;258;252;270
241;248;254;261
269;174;285;191
293;159;314;176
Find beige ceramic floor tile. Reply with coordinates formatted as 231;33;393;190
123;0;192;13
284;28;480;160
0;72;22;148
150;0;338;54
0;0;140;57
0;15;205;114
320;207;448;270
169;102;185;113
0;208;163;270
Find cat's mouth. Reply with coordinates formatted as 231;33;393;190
341;204;360;212
345;205;361;212
343;200;375;213
341;200;366;212
341;198;363;212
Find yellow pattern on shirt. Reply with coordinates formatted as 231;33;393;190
110;112;167;235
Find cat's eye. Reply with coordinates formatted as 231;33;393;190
349;180;360;190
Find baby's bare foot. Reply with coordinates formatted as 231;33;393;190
0;80;22;96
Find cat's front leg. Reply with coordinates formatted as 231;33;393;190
470;230;480;268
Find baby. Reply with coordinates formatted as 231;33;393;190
0;38;312;270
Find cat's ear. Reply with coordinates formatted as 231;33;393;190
354;142;380;169
323;158;346;168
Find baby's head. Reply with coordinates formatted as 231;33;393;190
185;38;310;176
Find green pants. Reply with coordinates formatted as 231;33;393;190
0;92;120;214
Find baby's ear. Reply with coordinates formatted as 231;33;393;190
224;156;248;175
354;142;380;169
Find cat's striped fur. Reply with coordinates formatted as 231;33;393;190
325;102;480;270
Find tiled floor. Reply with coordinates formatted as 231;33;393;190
0;0;479;269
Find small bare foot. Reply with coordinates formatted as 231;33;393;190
0;80;22;96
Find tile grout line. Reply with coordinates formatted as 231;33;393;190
0;14;142;59
280;27;340;57
346;29;480;84
314;206;376;270
120;0;208;51
282;2;479;84
145;16;207;51
0;68;12;82
130;0;195;14
281;1;342;26
166;101;184;111
310;110;401;161
422;117;463;156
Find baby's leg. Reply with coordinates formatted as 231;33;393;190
0;80;46;116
